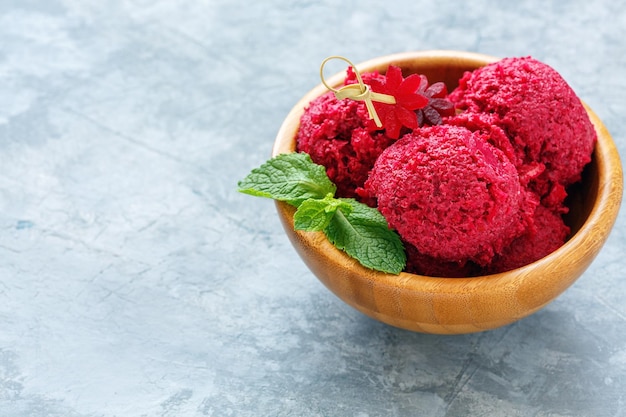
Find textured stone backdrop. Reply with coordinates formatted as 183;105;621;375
0;1;625;416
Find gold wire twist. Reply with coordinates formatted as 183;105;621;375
319;56;395;128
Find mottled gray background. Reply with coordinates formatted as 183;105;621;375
0;1;625;416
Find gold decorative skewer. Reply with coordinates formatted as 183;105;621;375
319;56;396;128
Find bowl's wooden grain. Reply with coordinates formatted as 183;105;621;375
272;51;623;334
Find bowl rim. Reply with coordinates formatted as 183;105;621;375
271;50;624;332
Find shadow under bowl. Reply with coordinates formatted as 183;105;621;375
272;50;623;334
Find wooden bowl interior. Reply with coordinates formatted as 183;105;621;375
565;157;598;237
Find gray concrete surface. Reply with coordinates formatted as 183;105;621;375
0;1;625;416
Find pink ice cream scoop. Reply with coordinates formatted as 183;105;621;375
363;124;536;268
296;91;395;199
448;56;597;205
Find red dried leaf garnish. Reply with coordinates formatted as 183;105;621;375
368;66;429;139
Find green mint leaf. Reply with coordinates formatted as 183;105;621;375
324;199;406;274
237;153;336;206
294;194;353;232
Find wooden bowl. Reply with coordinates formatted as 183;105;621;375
272;51;623;334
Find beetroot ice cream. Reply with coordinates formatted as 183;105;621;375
295;55;595;276
448;56;597;206
363;125;537;268
487;204;570;273
296;70;396;199
296;91;395;199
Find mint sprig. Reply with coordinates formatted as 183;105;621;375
237;153;406;274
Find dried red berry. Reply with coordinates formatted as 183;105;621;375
414;75;456;126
